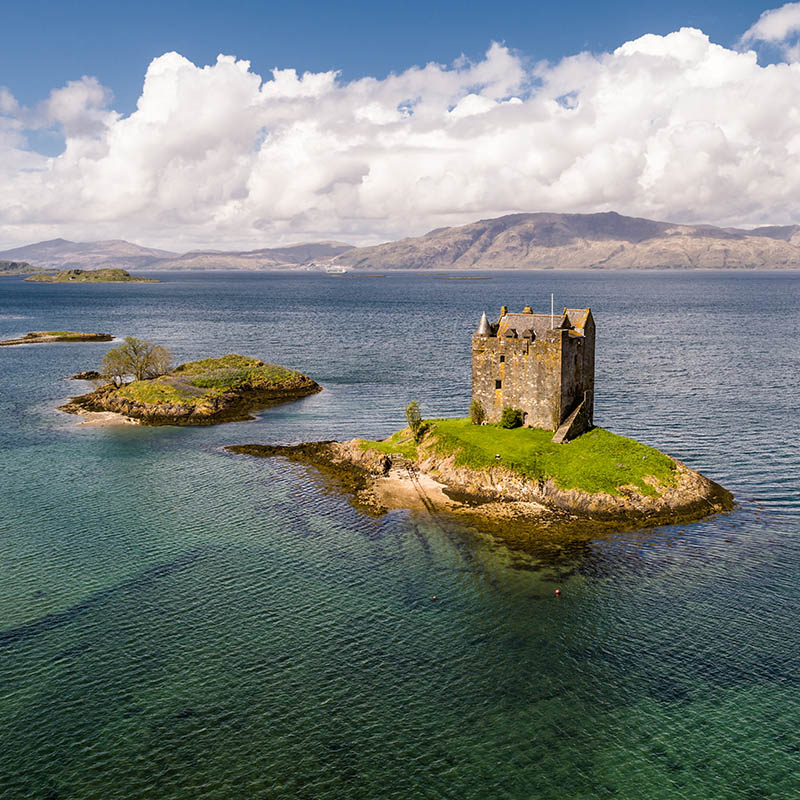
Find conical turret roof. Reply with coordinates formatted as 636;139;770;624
475;311;491;336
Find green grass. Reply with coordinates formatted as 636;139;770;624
116;380;196;404
172;355;299;389
358;429;419;461
116;355;306;406
421;418;677;496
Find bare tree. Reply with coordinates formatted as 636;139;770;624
102;337;172;382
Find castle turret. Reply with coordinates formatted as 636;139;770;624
475;312;492;336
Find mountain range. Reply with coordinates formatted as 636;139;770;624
4;212;800;271
332;212;800;270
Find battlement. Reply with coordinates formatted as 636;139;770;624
472;305;595;440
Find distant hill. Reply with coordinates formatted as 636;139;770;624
7;214;800;272
0;238;354;271
0;260;45;277
332;212;800;269
151;241;355;270
0;239;177;270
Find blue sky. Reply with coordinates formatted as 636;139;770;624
1;0;777;113
2;1;800;249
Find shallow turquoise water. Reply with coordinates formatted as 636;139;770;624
0;271;798;798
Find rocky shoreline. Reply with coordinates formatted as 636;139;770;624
227;433;733;535
61;377;321;426
0;331;113;347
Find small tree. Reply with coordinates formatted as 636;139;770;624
405;400;424;441
469;399;485;425
500;407;524;429
102;336;172;383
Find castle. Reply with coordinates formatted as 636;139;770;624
472;305;595;443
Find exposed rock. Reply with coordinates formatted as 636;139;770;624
227;431;732;535
70;370;103;380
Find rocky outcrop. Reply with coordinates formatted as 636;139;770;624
408;441;730;525
62;373;321;426
228;433;732;531
70;370;103;380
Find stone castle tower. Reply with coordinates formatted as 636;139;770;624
472;305;595;443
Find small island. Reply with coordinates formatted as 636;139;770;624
25;268;159;283
61;352;321;425
228;304;732;536
0;331;113;347
227;420;732;532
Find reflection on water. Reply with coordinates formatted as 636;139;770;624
0;270;798;798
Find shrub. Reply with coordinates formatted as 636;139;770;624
469;399;485;425
500;407;524;429
406;400;426;441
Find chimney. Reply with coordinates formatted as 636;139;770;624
500;305;508;316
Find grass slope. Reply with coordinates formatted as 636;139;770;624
358;429;419;461
430;418;676;495
363;418;677;496
117;354;309;406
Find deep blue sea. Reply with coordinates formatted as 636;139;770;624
0;270;798;799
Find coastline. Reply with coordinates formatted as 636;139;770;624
60;355;322;426
71;409;140;427
0;332;113;347
226;433;733;537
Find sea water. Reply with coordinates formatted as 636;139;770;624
0;270;798;799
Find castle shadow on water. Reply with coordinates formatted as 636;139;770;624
472;305;595;443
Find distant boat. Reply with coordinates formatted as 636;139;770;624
324;265;348;274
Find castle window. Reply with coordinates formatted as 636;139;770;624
499;355;505;363
495;380;502;389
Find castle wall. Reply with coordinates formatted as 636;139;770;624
472;332;563;428
559;316;595;430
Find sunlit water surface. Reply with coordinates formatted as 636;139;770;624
0;270;798;799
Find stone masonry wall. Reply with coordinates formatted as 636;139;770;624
559;318;595;430
472;331;563;428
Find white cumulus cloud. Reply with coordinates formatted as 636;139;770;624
742;2;800;43
740;2;800;60
3;21;800;250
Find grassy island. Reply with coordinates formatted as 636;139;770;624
25;268;159;283
0;331;113;347
358;419;677;497
229;417;732;534
62;354;321;425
